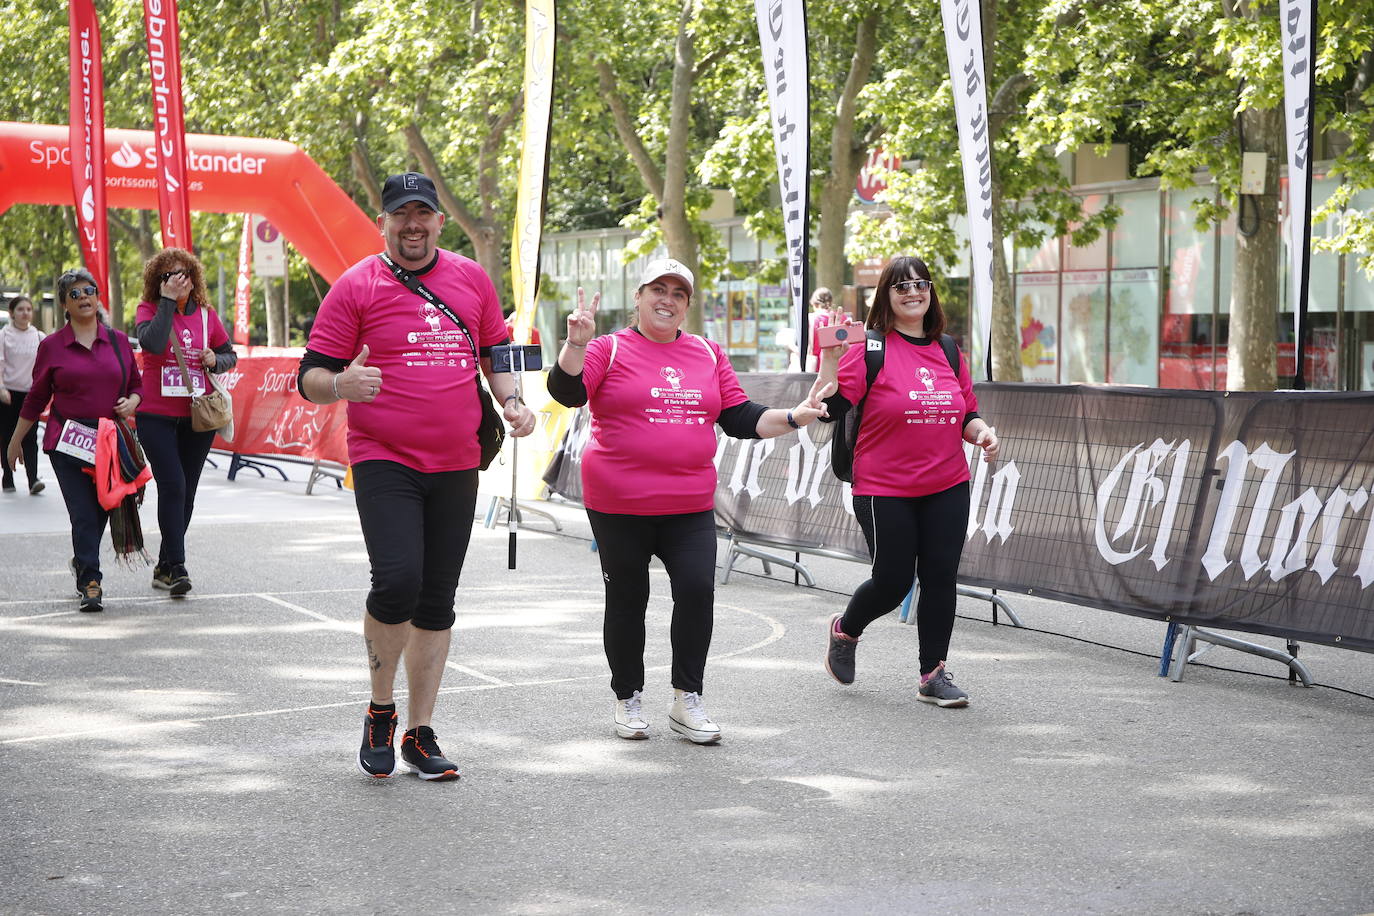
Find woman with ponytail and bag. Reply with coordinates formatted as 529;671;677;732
134;248;237;597
6;269;144;612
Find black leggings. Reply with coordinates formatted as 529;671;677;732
586;508;717;699
843;482;970;675
352;460;478;631
1;389;39;488
135;412;215;567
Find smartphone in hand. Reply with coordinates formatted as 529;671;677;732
815;321;859;349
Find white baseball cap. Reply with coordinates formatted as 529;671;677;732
638;258;694;296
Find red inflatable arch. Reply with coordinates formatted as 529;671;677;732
0;122;379;283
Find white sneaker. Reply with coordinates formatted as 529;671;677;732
668;689;722;744
614;690;650;739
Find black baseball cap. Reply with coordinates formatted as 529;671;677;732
381;172;441;213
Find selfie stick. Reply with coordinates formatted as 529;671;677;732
508;351;523;570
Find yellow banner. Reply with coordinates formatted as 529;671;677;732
510;0;557;345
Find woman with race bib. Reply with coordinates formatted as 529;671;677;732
134;248;237;597
817;256;999;707
6;270;142;613
547;258;832;744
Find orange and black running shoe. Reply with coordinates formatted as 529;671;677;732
357;704;400;778
401;726;460;781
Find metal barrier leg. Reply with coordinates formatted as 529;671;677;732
1168;625;1197;682
1159;622;1180;677
484;496;563;532
898;581;917;625
954;586;1024;627
724;541;816;587
1168;626;1315;687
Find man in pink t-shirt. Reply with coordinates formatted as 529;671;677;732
297;172;537;782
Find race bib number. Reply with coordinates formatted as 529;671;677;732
55;419;99;464
162;364;207;397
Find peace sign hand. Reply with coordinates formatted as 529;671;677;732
567;287;600;349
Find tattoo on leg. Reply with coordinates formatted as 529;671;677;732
365;637;382;672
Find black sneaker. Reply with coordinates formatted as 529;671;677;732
79;580;104;613
153;564;192;597
357;705;400;778
917;664;969;708
401;726;460;781
825;613;858;685
28;480;44;495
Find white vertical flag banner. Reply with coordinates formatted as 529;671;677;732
1280;0;1316;388
940;0;995;379
755;0;811;367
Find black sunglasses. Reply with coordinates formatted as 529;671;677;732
892;279;932;293
66;285;99;300
160;269;189;282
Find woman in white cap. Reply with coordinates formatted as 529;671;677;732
548;258;832;744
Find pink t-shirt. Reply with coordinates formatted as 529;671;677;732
134;303;231;417
308;250;507;472
837;331;977;498
581;328;747;515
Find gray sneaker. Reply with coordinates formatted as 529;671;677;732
917;664;969;708
825;613;858;685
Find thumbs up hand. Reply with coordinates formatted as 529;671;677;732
338;343;383;402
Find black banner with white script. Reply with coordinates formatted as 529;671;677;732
544;377;1374;651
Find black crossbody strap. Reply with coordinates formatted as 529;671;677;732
376;253;481;361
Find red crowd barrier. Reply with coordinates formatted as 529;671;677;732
212;351;347;465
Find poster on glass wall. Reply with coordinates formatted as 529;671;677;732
757;284;792;372
1061;270;1107;383
1108;268;1159;386
1016;272;1059;382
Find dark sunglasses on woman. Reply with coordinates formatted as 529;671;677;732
160;269;189;282
67;285;99;300
892;279;932;293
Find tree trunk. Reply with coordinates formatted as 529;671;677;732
265;278;287;347
984;0;1026;382
989;188;1022;381
661;0;701;333
404;123;507;298
1226;106;1283;391
815;12;879;296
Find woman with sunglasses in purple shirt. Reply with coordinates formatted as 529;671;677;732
7;269;142;612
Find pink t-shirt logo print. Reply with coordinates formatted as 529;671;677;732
659;366;684;390
419;303;443;332
918;366;936;392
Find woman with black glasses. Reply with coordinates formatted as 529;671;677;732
815;256;999;706
6;269;142;612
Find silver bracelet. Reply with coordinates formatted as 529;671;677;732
331;372;343;401
565;339;587;350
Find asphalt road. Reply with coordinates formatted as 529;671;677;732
2;452;1372;915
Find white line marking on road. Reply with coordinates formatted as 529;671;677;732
255;593;357;630
258;593;513;686
444;660;514;686
0;596;785;745
0;677;46;686
0;610;77;623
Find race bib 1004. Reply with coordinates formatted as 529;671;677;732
55;419;99;464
